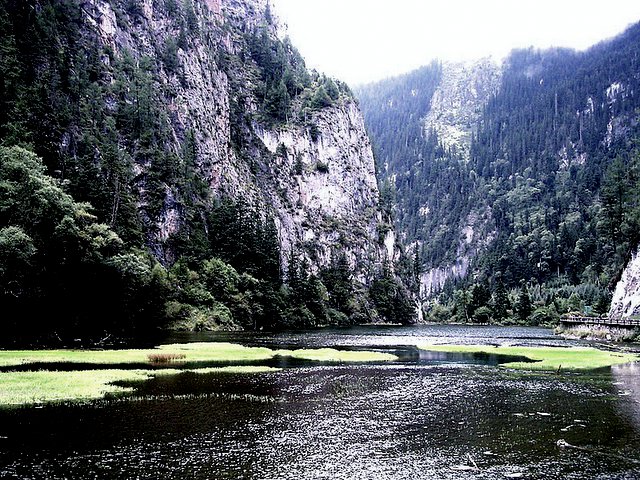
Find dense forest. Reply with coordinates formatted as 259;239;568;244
357;23;640;325
8;0;640;338
0;0;412;345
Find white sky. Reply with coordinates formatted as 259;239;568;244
271;0;640;86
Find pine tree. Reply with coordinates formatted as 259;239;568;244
599;157;629;242
265;80;290;121
322;253;354;314
324;78;339;101
310;85;332;110
469;282;491;316
515;282;532;322
370;262;416;324
453;289;473;322
491;278;510;322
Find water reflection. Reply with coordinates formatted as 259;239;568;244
417;349;534;366
612;362;640;428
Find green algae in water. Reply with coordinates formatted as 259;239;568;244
417;344;639;371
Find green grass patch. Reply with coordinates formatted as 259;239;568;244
275;348;398;363
0;370;150;406
417;344;639;371
0;343;397;367
0;343;397;406
0;343;276;367
0;366;281;407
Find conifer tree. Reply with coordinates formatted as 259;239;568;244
324;78;340;101
311;85;332;110
491;278;510;322
515;282;532;322
322;252;354;314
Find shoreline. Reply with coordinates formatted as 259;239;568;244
555;323;640;343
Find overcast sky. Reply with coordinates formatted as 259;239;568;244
271;0;640;86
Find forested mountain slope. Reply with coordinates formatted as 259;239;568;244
0;0;413;343
357;24;640;323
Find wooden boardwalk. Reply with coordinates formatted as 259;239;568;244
560;316;640;328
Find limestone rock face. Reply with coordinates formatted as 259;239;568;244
253;100;381;270
419;209;494;297
412;60;501;296
424;59;501;161
82;0;387;271
609;251;640;319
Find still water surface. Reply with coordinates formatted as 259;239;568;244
1;325;640;479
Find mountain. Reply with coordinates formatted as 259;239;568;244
356;24;640;323
0;0;413;343
610;249;640;319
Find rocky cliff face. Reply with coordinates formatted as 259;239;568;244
82;0;386;272
418;61;500;297
609;251;640;319
424;59;501;161
419;210;494;296
253;101;382;269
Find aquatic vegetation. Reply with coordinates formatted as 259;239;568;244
555;324;640;342
0;343;277;367
417;344;638;371
0;343;397;406
0;370;153;406
0;367;281;407
0;343;398;368
147;352;187;364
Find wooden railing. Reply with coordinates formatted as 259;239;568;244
560;316;640;327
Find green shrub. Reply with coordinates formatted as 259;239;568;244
472;306;492;324
424;302;453;323
530;305;560;326
316;161;329;173
327;308;349;326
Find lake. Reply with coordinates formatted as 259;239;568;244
1;325;639;479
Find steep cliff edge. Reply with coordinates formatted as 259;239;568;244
0;0;406;338
423;59;501;161
357;60;503;299
80;0;385;269
609;251;640;319
417;61;500;296
417;60;501;296
254;101;383;269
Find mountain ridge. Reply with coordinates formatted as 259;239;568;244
357;22;640;322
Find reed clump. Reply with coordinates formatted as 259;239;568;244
147;352;187;364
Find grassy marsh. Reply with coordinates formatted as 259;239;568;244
0;343;398;368
0;366;281;407
0;343;398;406
417;344;638;371
0;342;274;367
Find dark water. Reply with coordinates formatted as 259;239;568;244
1;325;640;479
